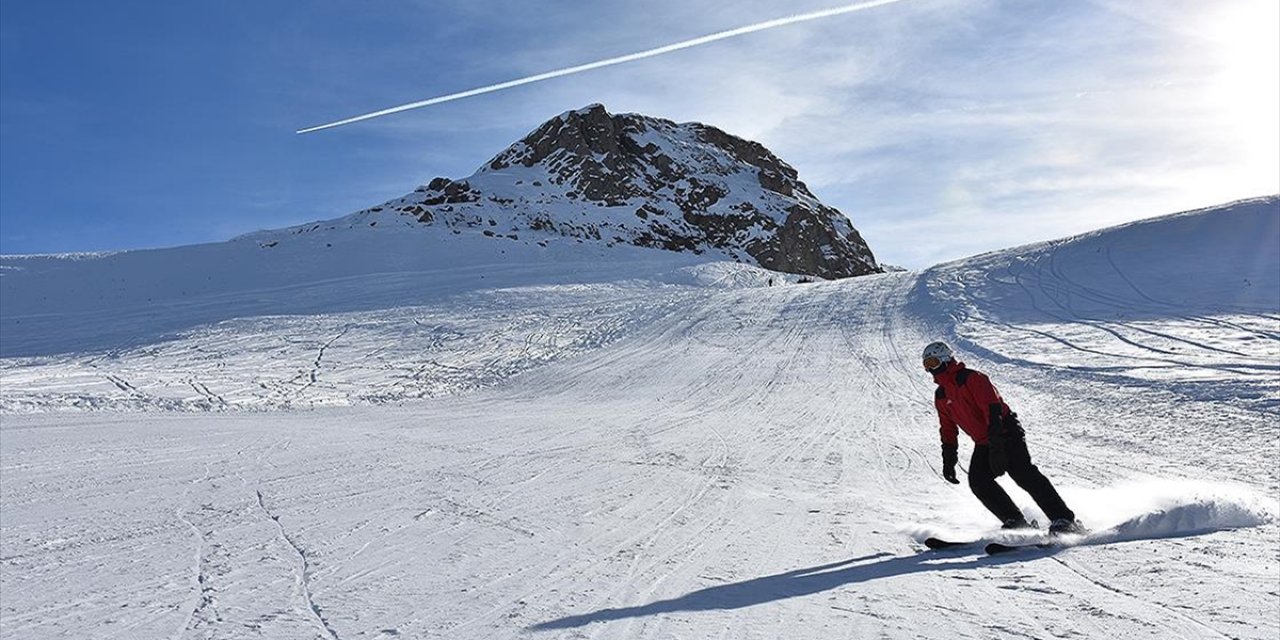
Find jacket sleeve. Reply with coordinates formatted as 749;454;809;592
934;388;959;446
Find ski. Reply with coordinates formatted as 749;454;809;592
924;537;978;550
986;524;1092;554
984;541;1056;555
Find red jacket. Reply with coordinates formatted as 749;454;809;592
932;362;1011;446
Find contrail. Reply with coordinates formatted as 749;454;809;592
296;0;908;134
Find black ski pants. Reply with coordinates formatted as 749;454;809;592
969;438;1075;523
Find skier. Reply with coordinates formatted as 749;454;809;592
923;341;1084;534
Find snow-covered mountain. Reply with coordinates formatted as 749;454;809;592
1;196;1277;639
281;103;879;279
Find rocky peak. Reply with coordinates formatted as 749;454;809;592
369;104;879;279
488;104;627;169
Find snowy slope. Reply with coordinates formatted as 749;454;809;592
0;222;803;410
0;217;728;358
922;196;1279;407
2;197;1278;639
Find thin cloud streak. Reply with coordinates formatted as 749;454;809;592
296;0;910;134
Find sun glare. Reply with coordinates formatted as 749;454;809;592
1204;1;1280;191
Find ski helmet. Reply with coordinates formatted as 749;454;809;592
921;341;953;371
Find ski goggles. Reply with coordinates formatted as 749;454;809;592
922;356;944;370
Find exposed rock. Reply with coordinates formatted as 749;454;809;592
365;104;879;279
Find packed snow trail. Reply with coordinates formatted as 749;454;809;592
3;272;1276;639
2;198;1278;638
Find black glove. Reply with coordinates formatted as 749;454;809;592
987;403;1008;477
941;443;960;484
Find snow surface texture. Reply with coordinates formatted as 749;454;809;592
1;196;1278;639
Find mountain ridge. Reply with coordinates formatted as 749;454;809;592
282;103;880;279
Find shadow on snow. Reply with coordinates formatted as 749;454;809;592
528;549;1048;631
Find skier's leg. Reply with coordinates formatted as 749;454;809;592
968;446;1022;523
1004;437;1076;522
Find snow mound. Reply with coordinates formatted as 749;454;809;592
1074;479;1276;544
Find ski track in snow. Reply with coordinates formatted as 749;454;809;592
2;198;1278;639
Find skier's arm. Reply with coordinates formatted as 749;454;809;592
934;389;958;446
934;390;961;484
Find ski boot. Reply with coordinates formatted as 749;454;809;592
1049;518;1086;535
1001;516;1037;530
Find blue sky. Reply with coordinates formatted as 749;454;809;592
1;0;1276;268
